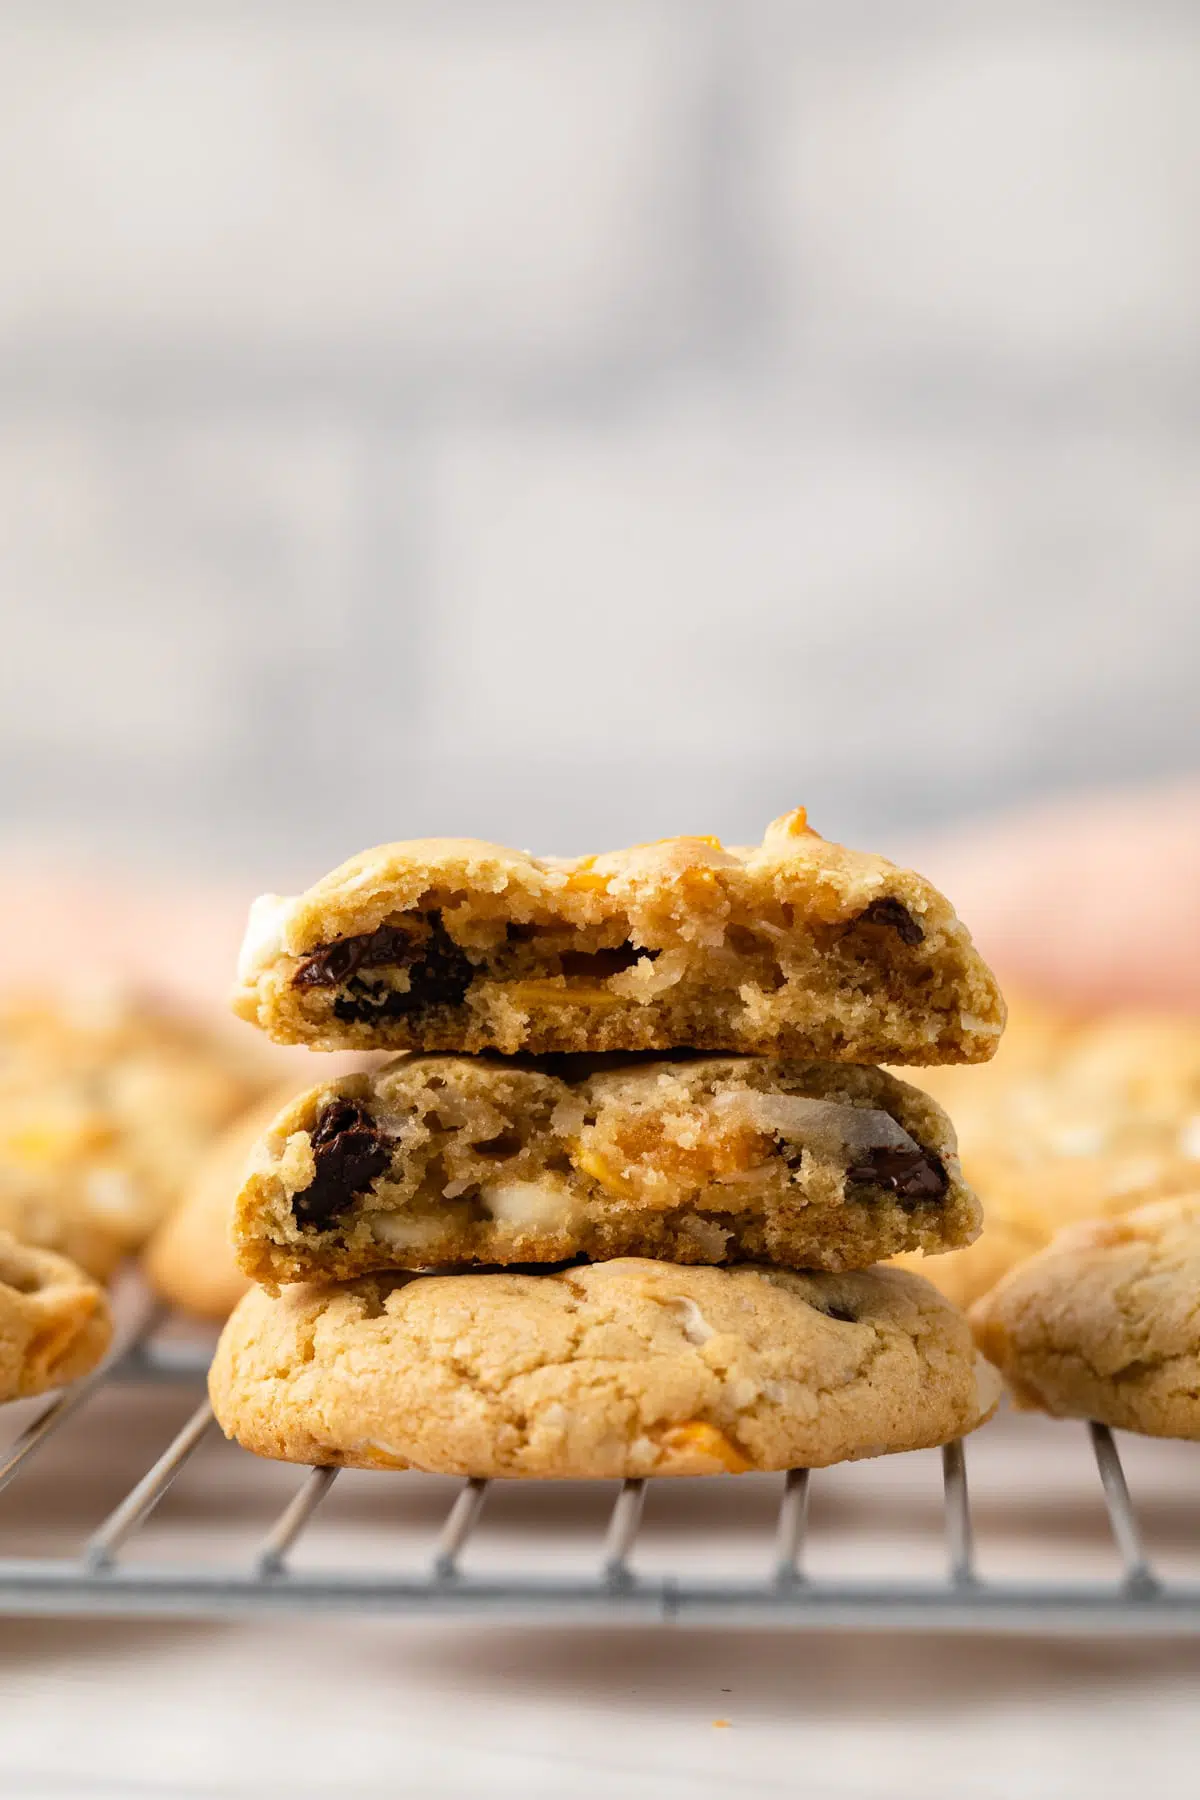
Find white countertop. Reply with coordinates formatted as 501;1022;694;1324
2;1362;1198;1800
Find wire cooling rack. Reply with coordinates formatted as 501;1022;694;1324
0;1299;1197;1634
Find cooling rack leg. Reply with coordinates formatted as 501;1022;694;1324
774;1468;810;1587
83;1400;215;1573
1089;1423;1158;1594
257;1467;341;1577
942;1440;977;1588
602;1480;646;1589
0;1299;164;1496
433;1477;490;1581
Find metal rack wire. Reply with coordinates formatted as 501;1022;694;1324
0;1305;1197;1633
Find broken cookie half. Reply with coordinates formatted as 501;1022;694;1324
231;810;1004;1064
231;1052;980;1289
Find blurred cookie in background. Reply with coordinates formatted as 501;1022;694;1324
0;988;274;1278
894;991;1076;1161
893;1149;1200;1310
897;1010;1200;1307
143;1084;307;1321
0;1229;112;1401
942;1012;1200;1169
970;1194;1200;1439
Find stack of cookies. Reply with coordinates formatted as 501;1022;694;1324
209;809;1005;1479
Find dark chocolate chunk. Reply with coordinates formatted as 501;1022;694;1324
823;1301;858;1324
845;1146;949;1203
852;898;925;947
295;910;476;1022
292;1097;392;1229
294;922;423;989
559;941;660;980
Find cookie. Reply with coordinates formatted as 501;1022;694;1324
142;1086;306;1320
0;988;270;1276
893;1149;1200;1310
232;1053;979;1288
894;1012;1200;1308
926;1012;1200;1169
232;809;1004;1064
895;991;1075;1160
0;1230;112;1401
209;1257;1000;1478
970;1194;1200;1438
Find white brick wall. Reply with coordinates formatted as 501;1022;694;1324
0;6;700;369
755;13;1200;368
0;2;1196;870
421;398;1200;778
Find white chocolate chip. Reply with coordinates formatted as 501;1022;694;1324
666;1296;716;1346
960;1013;1004;1036
237;893;301;982
479;1177;579;1230
371;1214;444;1251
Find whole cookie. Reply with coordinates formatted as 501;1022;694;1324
209;1258;1000;1479
0;1230;112;1401
970;1194;1200;1438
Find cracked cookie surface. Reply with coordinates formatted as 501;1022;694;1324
232;809;1004;1064
0;1229;112;1400
209;1257;1000;1478
232;1054;979;1287
970;1193;1200;1438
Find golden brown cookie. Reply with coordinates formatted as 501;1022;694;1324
896;1010;1200;1307
0;1230;112;1401
928;1012;1200;1169
0;988;271;1276
232;1054;979;1288
209;1257;1000;1478
970;1194;1200;1438
232;810;1004;1064
893;1149;1200;1311
141;1086;307;1320
896;991;1076;1159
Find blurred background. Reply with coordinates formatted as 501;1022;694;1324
2;15;1200;1793
1;0;1198;897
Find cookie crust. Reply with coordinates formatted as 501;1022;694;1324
210;1258;1000;1478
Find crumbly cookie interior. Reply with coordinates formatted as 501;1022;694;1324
264;895;993;1062
235;1055;979;1286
